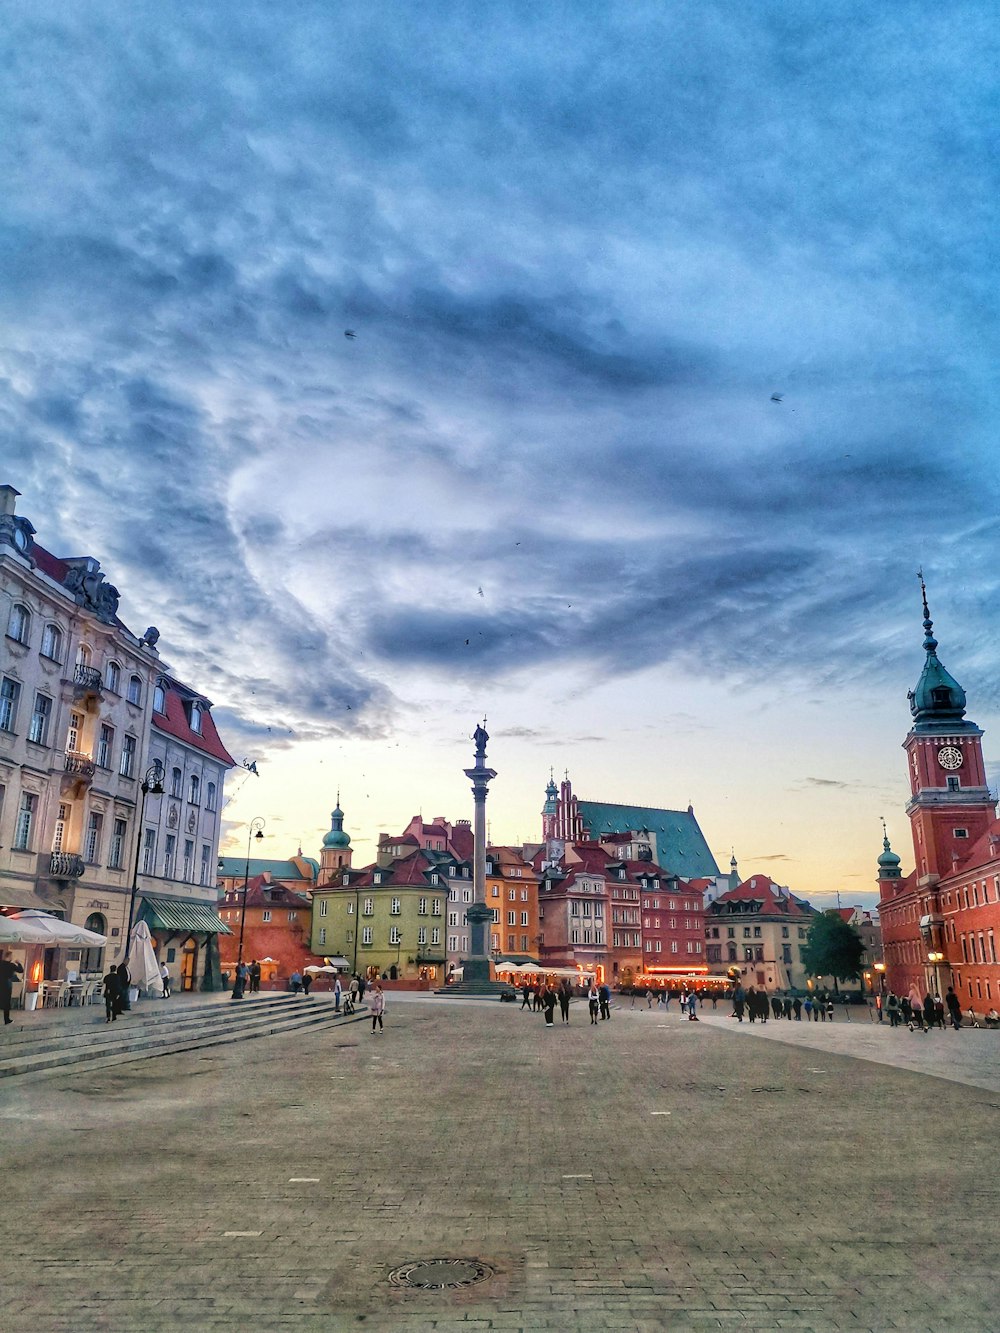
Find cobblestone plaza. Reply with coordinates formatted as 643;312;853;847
2;996;997;1331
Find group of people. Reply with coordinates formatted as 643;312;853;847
634;988;702;1020
518;978;615;1025
882;987;996;1031
730;986;840;1023
230;960;263;998
101;962;132;1021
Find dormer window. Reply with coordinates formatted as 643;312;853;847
373;871;383;884
189;702;202;733
153;682;166;713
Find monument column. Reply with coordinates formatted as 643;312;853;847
461;719;497;986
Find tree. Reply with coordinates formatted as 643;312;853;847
801;911;865;985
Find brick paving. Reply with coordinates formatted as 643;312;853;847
1;995;997;1331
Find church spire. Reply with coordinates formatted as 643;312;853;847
908;571;968;728
877;817;901;881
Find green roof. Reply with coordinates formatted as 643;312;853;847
575;801;720;878
218;857;318;881
139;894;232;935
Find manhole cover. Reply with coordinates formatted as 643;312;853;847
389;1258;494;1290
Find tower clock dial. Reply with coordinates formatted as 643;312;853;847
937;746;963;770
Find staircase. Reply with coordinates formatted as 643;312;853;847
0;994;360;1084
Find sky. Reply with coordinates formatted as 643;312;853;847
2;2;998;908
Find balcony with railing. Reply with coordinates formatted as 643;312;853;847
49;852;86;880
63;750;96;779
72;664;103;694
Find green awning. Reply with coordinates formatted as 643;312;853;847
139;894;232;935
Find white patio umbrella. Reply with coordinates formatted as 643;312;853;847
0;910;107;947
126;921;161;996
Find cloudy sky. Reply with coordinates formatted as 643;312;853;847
3;2;998;905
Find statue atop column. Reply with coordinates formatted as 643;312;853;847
472;719;489;762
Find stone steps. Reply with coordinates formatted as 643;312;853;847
0;995;359;1084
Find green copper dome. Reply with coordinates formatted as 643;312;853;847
877;835;901;871
908;580;968;729
322;800;351;849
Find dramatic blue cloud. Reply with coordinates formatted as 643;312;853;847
1;0;998;755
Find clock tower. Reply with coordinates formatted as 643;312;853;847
904;577;994;884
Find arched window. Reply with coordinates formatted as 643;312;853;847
206;782;217;812
127;675;142;705
82;913;106;974
76;644;91;668
40;623;63;661
7;604;30;645
188;773;200;805
170;766;182;797
153;682;166;713
106;661;121;693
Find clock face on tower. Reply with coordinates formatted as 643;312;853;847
937;746;963;770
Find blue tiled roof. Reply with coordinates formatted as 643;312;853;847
218;857;317;881
575;801;720;878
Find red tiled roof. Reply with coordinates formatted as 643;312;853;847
352;851;441;888
712;876;813;916
30;542;70;583
449;824;474;860
152;683;235;766
222;875;311;910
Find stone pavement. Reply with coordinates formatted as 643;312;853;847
1;995;997;1332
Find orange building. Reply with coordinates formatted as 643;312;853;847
486;845;539;964
219;873;312;983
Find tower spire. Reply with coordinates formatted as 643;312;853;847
918;568;937;654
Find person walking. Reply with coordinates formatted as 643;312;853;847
542;985;558;1028
825;996;835;1022
887;992;899;1027
922;993;936;1031
686;990;699;1021
533;984;544;1013
803;995;813;1022
945;987;963;1030
103;964;121;1021
301;970;313;996
357;974;367;1003
645;988;654;1009
160;962;170;999
732;984;745;1022
249;960;261;993
333;976;342;1011
588;983;600;1024
746;987;757;1022
0;950;24;1025
598;981;611;1021
782;993;793;1020
350;975;360;1009
369;982;385;1033
933;993;946;1030
521;982;532;1010
792;995;802;1021
232;960;248;999
558;979;571;1024
771;994;782;1020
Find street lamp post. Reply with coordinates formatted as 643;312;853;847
232;817;264;997
928;950;945;1002
122;761;164;961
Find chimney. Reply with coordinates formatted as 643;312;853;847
0;484;20;517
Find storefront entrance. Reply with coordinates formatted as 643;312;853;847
180;937;199;992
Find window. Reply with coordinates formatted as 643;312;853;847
40;623;62;660
954;828;968;839
390;897;401;915
28;692;52;745
431;898;441;915
373;872;383;885
0;677;21;732
120;734;137;778
753;926;761;938
262;910;271;923
491;886;499;898
96;724;114;769
319;899;328;918
318;927;327;946
389;926;401;945
671;940;678;953
431;927;440;945
51;802;70;852
183;839;193;880
521;889;528;901
418;897;427;915
508;888;516;901
190;703;202;733
170;767;182;797
106;661;121;693
521;911;528;927
7;604;30;644
206;782;217;812
288;911;298;922
418;927;427;945
153;683;166;713
142;828;156;874
362;927;373;945
109;818;128;870
507;910;516;926
66;711;83;753
127;675;142;705
163;834;175;878
84;812;103;864
430;872;439;885
14;792;36;850
200;844;211;886
449;935;458;951
363;898;374;916
188;773;200;804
